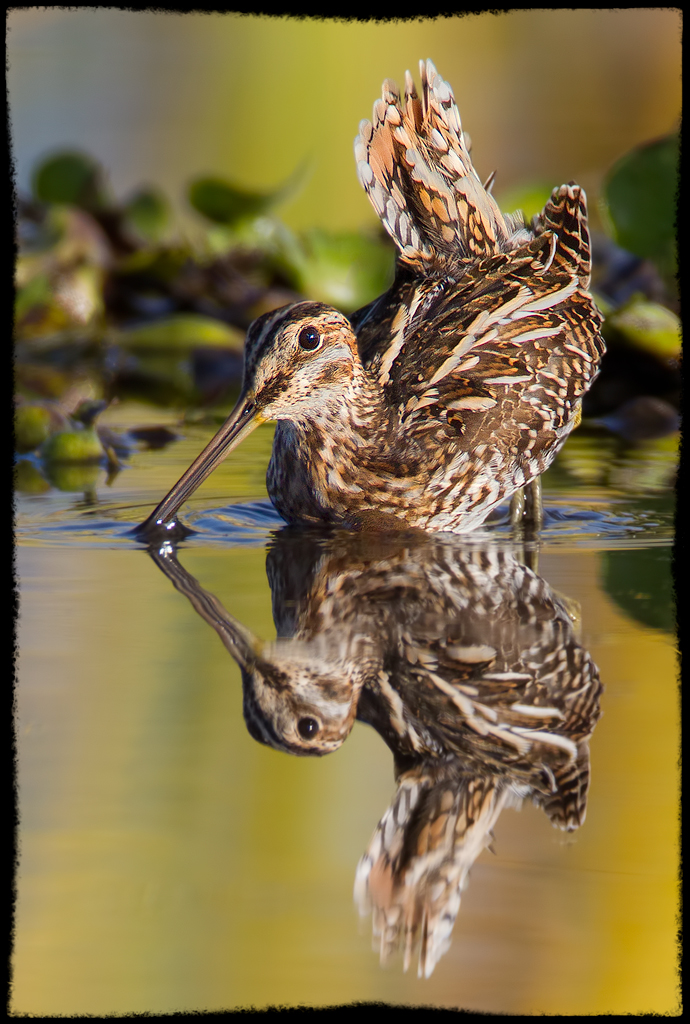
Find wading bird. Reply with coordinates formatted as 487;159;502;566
138;60;605;536
150;531;602;976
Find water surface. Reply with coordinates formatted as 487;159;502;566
14;408;678;1014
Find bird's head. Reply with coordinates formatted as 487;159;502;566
239;641;364;756
242;301;360;420
138;301;360;532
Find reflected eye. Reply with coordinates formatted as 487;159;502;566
297;717;320;739
298;326;321;351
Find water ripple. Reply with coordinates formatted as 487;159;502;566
15;494;673;551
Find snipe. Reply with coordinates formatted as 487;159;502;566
138;60;605;536
149;531;603;976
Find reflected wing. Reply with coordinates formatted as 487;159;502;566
354;766;514;978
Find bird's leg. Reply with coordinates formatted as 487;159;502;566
510;477;543;530
522;477;543;573
509;487;525;526
524;476;543;530
510;477;543;572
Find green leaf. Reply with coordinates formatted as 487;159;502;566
189;177;273;224
280;229;395;311
188;162;307;226
41;427;105;464
604;294;681;358
32;151;109;210
601;134;678;280
123;187;172;243
14;404;53;453
115;314;245;353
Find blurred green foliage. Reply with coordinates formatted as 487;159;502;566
32;151;109;210
275;227;394;310
188;160;307;227
122;187;172;244
603;294;680;359
601;133;678;285
549;428;678;495
115;314;245;354
189;177;279;225
14;132;679;503
601;546;675;634
41;426;105;464
14;403;52;454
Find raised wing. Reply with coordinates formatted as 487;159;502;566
354;59;530;272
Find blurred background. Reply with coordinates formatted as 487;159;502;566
9;9;681;233
11;8;681;420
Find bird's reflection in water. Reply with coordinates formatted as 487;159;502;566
149;528;602;978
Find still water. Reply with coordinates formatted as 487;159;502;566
14;408;678;1014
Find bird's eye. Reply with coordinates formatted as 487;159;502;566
297;717;320;739
298;326;321;351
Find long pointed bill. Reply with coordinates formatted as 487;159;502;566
137;394;263;533
148;545;261;670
